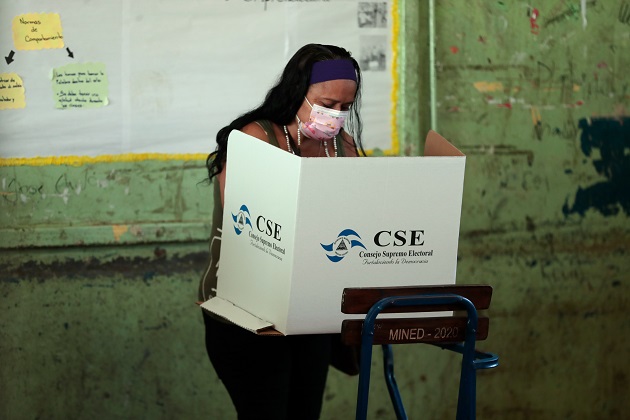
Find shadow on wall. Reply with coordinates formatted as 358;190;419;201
563;117;630;217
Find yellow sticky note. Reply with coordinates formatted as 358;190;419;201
52;63;109;110
0;73;26;110
12;13;64;50
473;81;504;93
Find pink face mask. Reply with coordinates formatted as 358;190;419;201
298;97;349;141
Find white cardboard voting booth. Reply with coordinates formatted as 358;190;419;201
201;130;466;335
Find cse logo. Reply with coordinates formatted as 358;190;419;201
373;230;425;247
231;204;282;241
231;205;252;235
321;229;366;263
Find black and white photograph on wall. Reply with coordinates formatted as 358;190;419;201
359;35;387;71
357;2;388;28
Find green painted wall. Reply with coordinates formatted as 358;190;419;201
2;1;629;419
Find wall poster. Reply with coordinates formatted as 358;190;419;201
0;0;398;161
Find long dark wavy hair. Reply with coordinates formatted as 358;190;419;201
205;44;364;181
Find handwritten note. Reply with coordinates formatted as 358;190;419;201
0;73;26;110
51;63;109;110
12;13;64;50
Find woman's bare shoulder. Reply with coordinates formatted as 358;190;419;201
241;121;271;143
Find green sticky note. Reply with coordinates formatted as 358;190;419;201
51;62;108;110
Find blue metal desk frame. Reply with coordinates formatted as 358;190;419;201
355;293;499;420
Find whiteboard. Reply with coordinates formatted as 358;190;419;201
0;0;396;159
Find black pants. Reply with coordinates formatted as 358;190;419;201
203;311;332;420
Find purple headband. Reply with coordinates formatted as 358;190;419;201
310;59;357;85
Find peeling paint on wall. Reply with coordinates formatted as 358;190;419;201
530;7;541;35
563;117;630;217
112;225;129;241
